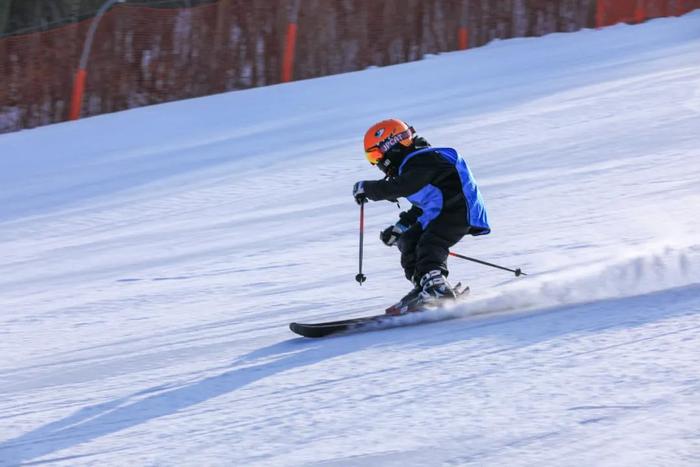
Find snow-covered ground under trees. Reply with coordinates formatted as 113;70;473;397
1;11;700;467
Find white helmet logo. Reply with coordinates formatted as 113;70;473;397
374;128;385;138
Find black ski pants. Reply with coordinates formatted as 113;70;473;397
397;214;470;283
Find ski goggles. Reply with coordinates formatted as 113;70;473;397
365;146;383;165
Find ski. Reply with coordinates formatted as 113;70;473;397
289;313;397;338
290;284;469;338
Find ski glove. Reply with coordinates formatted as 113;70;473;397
380;222;408;247
353;181;367;205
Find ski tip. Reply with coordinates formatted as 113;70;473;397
290;322;341;338
289;322;308;337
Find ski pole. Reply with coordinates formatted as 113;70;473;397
355;201;367;284
449;251;527;277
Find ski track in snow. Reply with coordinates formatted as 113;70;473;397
1;12;700;467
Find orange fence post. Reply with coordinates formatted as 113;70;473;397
281;22;298;83
458;27;469;50
634;0;647;22
69;69;87;121
596;0;606;28
281;0;301;83
458;0;469;50
69;0;124;121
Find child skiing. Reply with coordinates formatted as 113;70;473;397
352;119;491;314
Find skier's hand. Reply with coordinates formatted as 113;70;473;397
353;182;367;205
380;223;408;246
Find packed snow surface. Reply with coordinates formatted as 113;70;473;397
1;12;700;466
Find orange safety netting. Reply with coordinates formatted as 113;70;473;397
596;0;699;26
1;0;697;134
0;2;286;133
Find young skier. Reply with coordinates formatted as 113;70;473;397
352;119;491;314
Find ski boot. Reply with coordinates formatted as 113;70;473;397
385;270;457;315
417;270;457;306
385;281;421;316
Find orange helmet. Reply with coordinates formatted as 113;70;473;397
363;119;415;166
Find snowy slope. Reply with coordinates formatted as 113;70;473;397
1;12;700;466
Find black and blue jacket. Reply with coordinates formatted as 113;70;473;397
363;143;490;236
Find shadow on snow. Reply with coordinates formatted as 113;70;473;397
1;283;699;464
